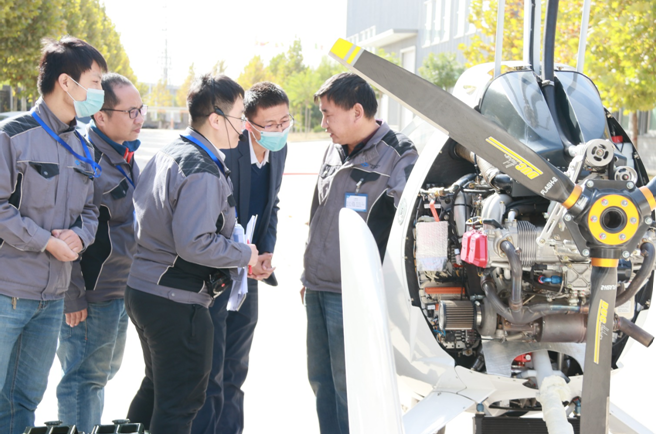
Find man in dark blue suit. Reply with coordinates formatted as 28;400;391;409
192;82;289;434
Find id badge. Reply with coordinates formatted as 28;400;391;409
345;193;368;212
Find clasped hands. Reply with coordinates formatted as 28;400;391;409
248;252;275;280
46;229;82;262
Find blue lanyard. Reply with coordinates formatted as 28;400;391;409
116;165;135;189
31;112;102;178
181;134;226;176
87;137;135;188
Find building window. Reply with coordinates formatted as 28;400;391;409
467;0;477;34
424;1;433;46
443;0;452;42
456;0;466;37
433;0;443;42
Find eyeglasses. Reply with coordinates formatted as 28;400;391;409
213;107;246;124
102;105;148;119
249;115;294;132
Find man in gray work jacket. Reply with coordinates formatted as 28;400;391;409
125;74;258;434
301;73;418;434
193;81;288;434
56;73;145;433
0;37;106;434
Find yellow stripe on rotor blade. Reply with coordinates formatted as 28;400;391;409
330;39;354;61
486;137;543;175
346;46;361;64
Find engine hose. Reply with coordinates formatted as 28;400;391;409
500;241;523;312
615;242;655;307
481;278;584;324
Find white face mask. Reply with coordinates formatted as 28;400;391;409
251;124;291;152
66;76;105;117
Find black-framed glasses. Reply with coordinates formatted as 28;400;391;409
249;115;294;132
102;105;148;119
214;107;246;124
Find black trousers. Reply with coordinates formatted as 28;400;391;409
125;286;213;434
192;279;258;434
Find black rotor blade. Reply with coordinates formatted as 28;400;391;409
329;39;575;204
581;266;617;433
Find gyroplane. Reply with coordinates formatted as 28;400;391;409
332;0;656;433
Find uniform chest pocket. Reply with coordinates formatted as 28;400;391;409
109;179;130;200
349;169;380;186
24;162;59;212
29;162;59;179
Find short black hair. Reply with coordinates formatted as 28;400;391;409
244;82;289;120
314;72;377;118
100;73;134;110
188;73;244;129
38;36;108;96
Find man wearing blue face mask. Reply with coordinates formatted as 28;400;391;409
192;82;288;434
0;36;105;434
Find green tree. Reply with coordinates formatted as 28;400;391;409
315;56;346;82
419;52;465;91
0;0;67;101
145;79;173;107
211;59;227;75
266;38;307;88
176;63;195;107
286;68;323;133
460;0;655;143
237;55;273;90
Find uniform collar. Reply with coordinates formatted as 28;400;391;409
248;133;269;168
89;120;140;158
33;97;77;135
186;127;226;161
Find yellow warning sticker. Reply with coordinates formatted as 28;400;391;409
594;299;609;364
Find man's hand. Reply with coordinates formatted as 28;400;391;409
45;236;78;262
65;308;88;327
52;229;83;254
248;253;275;280
247;244;259;267
300;286;306;305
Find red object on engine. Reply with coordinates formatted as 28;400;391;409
461;230;488;267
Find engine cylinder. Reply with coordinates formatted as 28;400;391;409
516;220;538;267
438;300;475;330
537;314;587;343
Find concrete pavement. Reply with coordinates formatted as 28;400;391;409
34;128;657;433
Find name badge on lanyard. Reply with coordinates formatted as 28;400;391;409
345;193;368;212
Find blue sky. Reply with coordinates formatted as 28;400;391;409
103;0;348;85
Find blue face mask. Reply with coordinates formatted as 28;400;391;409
66;76;105;118
252;124;290;152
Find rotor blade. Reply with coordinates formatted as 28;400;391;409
329;39;576;204
581;265;617;433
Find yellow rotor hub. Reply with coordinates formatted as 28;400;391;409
587;194;639;245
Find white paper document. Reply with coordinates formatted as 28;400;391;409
227;215;257;311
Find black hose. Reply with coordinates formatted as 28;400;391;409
616;243;656;307
500;241;523;313
481;278;584;324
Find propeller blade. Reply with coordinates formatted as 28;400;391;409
329;39;576;205
581;265;618;433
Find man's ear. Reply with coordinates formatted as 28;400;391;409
353;103;365;122
57;73;71;93
94;110;107;127
209;112;223;130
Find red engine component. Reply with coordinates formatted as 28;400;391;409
514;353;532;366
461;230;488;267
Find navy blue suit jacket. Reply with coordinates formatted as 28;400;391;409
224;131;287;286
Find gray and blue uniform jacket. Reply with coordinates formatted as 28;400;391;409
127;128;253;308
64;125;140;313
0;98;99;300
302;121;418;294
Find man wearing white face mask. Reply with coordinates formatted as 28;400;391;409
0;36;105;434
192;82;288;434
